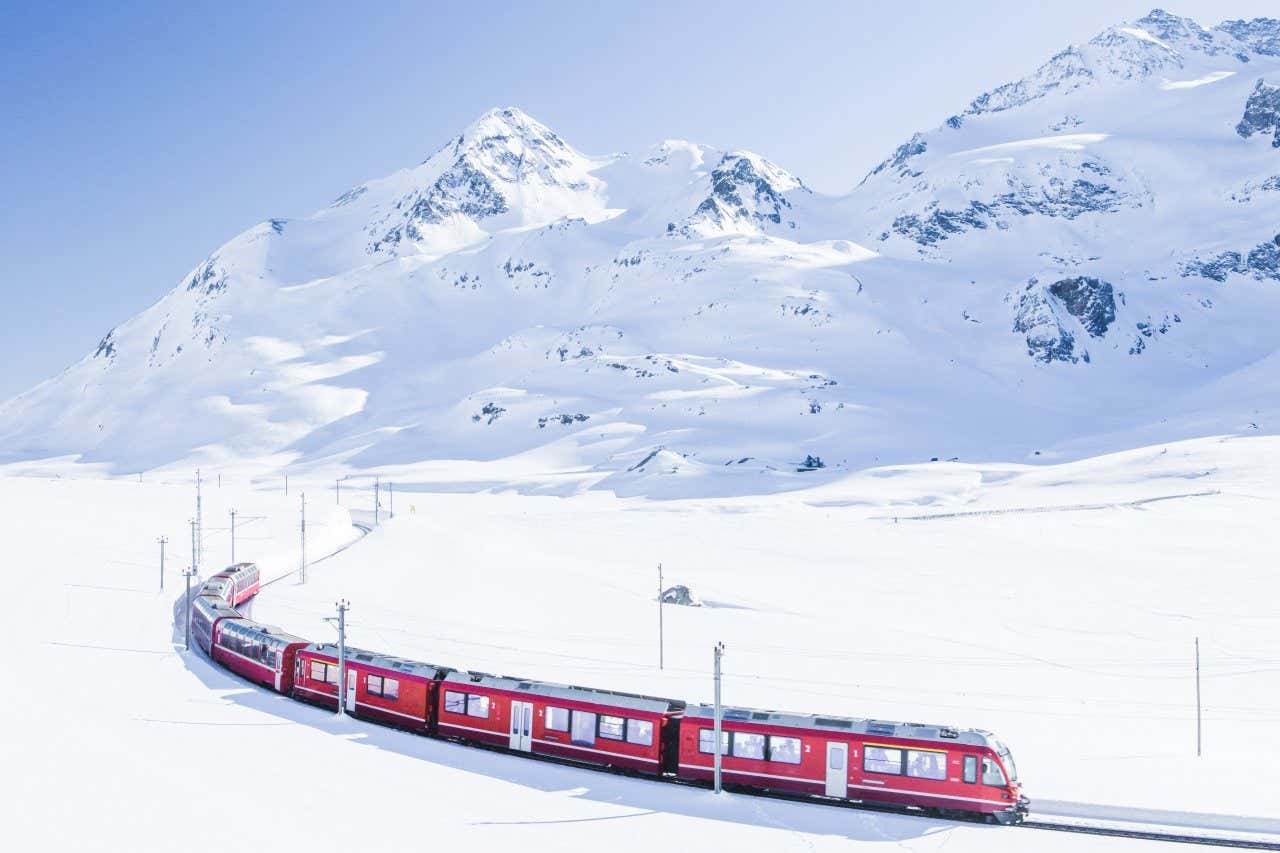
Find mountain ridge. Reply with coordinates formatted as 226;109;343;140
5;9;1280;497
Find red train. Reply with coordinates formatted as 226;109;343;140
189;563;1028;824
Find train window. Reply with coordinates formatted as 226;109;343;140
963;755;977;784
444;691;467;714
829;748;844;771
383;678;399;700
266;649;277;669
864;746;903;775
571;711;597;746
368;675;384;696
698;729;729;755
599;715;625;741
906;750;947;781
732;732;766;760
466;695;490;718
626;719;654;747
768;736;802;765
546;706;570;732
982;757;1006;786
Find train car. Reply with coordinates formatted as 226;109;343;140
436;671;684;773
210;618;308;693
675;705;1026;823
221;562;260;606
199;574;235;604
189;593;241;656
292;643;449;730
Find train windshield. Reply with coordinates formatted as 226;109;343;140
996;741;1018;782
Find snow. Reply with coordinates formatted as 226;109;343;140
1160;70;1236;90
1117;27;1176;51
5;435;1279;850
949;133;1111;157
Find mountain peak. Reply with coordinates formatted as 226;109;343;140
365;107;606;255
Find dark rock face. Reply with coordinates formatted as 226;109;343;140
889;169;1125;245
1218;17;1280;56
93;330;116;360
867;133;927;180
186;259;228;295
689;154;802;232
1182;234;1280;281
1048;276;1116;337
797;454;825;471
1013;287;1080;363
1183;251;1244;281
538;413;589;428
1237;79;1280;147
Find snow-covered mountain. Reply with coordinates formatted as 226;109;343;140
5;12;1280;496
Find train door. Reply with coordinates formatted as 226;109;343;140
346;670;357;713
825;742;848;798
509;701;533;752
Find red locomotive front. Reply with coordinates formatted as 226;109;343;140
675;706;1026;823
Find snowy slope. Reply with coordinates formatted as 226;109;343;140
5;13;1280;496
5;437;1279;851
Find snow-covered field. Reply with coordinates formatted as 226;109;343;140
5;434;1278;850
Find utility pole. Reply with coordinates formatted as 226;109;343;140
195;469;203;573
189;518;198;584
389;482;394;519
229;509;237;564
375;475;380;525
658;563;664;670
336;478;340;505
1195;637;1202;758
182;561;196;651
300;493;307;585
332;600;350;717
713;641;725;794
285;472;289;496
157;536;168;591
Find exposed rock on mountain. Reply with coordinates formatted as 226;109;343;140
1237;79;1280;146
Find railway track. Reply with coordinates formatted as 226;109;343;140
259;521;372;590
1022;819;1280;850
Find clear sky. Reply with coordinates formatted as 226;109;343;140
1;0;1274;400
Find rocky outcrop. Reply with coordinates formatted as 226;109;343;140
1048;276;1116;337
1217;17;1280;56
1011;276;1117;363
683;152;805;234
888;169;1126;246
1237;80;1280;147
1182;235;1280;281
1013;286;1081;364
866;133;927;180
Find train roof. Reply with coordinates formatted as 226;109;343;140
302;643;451;680
444;670;684;715
220;618;307;647
682;704;996;748
192;594;239;617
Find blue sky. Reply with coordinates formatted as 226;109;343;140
1;0;1274;399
